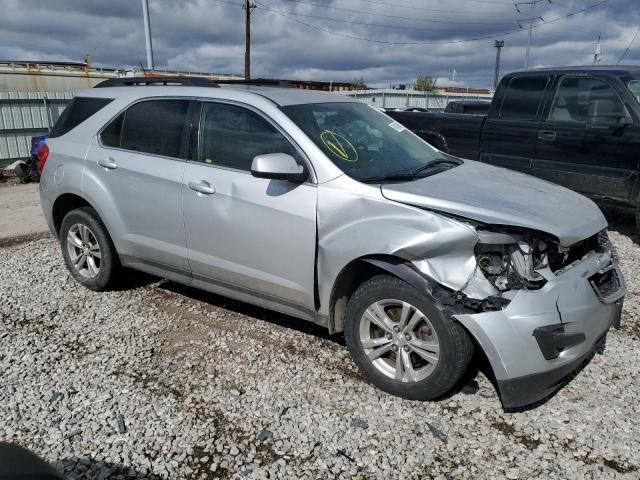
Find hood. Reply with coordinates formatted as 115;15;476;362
380;160;607;246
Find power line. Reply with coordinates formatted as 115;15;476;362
253;5;474;32
617;26;640;64
274;0;518;25
254;0;609;46
345;0;518;15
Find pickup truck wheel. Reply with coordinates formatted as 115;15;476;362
344;274;473;400
60;207;119;291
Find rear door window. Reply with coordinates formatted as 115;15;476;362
49;97;113;137
500;77;549;120
101;99;190;159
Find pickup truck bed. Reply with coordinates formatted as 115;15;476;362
387;111;485;160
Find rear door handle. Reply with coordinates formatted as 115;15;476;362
538;130;556;141
188;180;216;195
98;158;118;170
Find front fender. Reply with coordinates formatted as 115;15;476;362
316;176;488;317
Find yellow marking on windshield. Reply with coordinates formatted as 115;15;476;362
320;130;358;162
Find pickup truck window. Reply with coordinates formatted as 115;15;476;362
281;102;444;181
627;80;640;105
548;77;622;123
500;77;548;120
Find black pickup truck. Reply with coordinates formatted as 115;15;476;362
389;66;640;228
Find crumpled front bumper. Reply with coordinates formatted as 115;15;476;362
454;249;625;409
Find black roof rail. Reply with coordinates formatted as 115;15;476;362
215;78;293;87
95;76;220;88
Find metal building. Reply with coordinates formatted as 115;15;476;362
0;61;243;166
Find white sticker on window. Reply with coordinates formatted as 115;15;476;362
389;121;405;132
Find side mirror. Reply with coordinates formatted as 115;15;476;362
587;99;632;128
250;153;308;183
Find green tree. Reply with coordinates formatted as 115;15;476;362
351;77;367;90
413;74;438;93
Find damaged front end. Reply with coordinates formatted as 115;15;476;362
417;225;621;316
421;224;626;409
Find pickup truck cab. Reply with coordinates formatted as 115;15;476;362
390;66;640;229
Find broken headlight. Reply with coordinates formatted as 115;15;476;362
475;230;549;292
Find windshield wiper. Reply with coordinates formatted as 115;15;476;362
408;158;463;175
359;158;463;183
359;172;423;183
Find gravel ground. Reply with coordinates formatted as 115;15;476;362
1;210;639;479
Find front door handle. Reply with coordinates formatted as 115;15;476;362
538;130;557;141
98;158;118;170
188;180;216;195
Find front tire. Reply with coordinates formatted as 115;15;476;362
344;274;474;401
60;207;119;291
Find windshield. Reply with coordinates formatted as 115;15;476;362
281;102;447;181
627;79;640;105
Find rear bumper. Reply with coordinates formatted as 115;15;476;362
39;177;56;235
454;249;625;409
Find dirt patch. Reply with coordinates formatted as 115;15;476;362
0;231;51;249
490;420;542;451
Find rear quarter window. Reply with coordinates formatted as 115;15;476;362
499;77;548;120
49;97;113;138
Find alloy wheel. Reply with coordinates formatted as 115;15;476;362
359;299;440;383
66;223;101;279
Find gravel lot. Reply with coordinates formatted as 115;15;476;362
1;208;639;479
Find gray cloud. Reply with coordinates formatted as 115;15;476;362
0;0;638;87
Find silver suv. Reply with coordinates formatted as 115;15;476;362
39;77;625;409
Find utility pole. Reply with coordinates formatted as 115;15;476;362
244;0;257;80
141;0;154;70
494;40;504;90
594;34;602;64
515;0;550;69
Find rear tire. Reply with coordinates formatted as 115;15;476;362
59;207;119;291
344;274;474;400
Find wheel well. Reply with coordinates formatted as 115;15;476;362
329;255;404;334
52;194;92;236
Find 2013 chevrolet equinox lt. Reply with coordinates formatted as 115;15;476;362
39;77;625;409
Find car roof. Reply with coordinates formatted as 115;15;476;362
79;84;355;106
506;65;640;77
449;100;491;105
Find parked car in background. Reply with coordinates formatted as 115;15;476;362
389;66;640;231
374;106;398;113
14;135;47;182
39;77;624;409
396;106;430;113
444;100;491;115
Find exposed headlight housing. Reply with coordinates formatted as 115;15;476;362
475;229;550;292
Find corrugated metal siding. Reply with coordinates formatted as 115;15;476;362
0;91;74;167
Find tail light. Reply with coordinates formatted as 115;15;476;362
36;143;49;174
31;138;39;146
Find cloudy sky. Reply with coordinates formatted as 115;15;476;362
1;0;638;88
